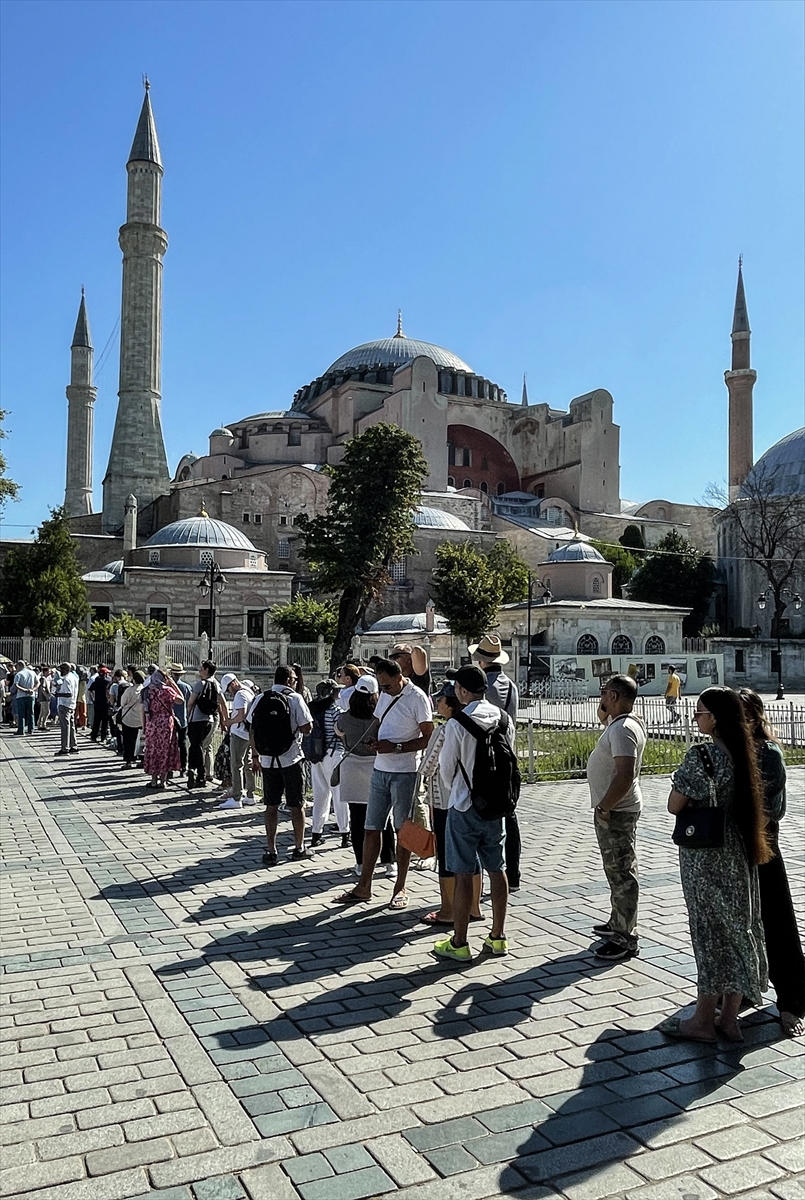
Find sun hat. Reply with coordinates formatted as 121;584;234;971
170;663;186;674
467;633;509;664
354;675;379;695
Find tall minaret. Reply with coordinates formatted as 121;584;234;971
102;82;170;532
64;290;97;517
725;258;756;500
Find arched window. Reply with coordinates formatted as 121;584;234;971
645;634;666;654
497;481;505;495
463;479;472;489
447;476;455;488
612;634;633;654
591;576;601;594
577;634;599;655
480;481;488;494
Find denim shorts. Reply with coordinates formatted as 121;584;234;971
445;804;506;875
365;769;418;832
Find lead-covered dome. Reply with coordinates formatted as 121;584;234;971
414;506;470;530
327;335;473;375
146;516;257;551
546;541;603;563
741;428;805;498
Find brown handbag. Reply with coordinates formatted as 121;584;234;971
397;777;436;859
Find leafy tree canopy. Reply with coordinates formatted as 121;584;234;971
430;541;505;645
0;506;88;636
85;611;170;658
590;540;640;598
270;595;338;643
486;540;530;604
629;530;715;635
297;423;429;669
619;524;645;551
0;409;20;514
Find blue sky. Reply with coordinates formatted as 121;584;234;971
1;0;803;534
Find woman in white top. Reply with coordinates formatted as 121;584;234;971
119;670;145;767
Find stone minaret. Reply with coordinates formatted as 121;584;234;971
725;259;756;500
102;83;170;532
64;290;96;516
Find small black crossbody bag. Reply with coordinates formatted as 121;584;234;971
672;744;726;849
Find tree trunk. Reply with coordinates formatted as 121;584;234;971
329;585;364;675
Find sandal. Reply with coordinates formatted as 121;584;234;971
334;891;369;905
389;892;409;910
780;1011;805;1039
422;911;453;926
657;1017;717;1044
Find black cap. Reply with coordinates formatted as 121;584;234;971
454;665;488;694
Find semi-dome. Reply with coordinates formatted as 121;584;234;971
741;427;805;498
414;506;470;531
146;515;257;551
210;427;233;437
546;541;604;563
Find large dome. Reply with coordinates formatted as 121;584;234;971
327;333;473;375
146;516;257;551
741;428;805;498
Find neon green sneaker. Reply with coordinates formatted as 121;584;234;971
433;937;472;964
482;935;509;956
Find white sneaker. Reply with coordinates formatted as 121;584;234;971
217;798;242;810
243;796;257;806
384;863;398;880
351;863;363;876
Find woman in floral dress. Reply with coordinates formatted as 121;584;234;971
143;670;182;789
662;686;771;1044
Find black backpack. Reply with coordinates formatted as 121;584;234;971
194;680;219;717
250;691;296;764
455;710;520;821
302;700;329;764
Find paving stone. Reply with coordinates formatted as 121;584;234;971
18;1168;152;1200
365;1133;437;1186
694;1124;776;1160
0;1155;84;1197
516;1130;642;1183
239;1164;299;1200
555;1161;647;1200
36;1124;124;1161
295;1165;396;1200
389;1162;531;1200
76;1098;156;1128
624;1175;720;1200
86;1136;174;1174
466;1124;551;1164
700;1153;785;1193
173;1127;218;1156
404;1116;488;1151
290;1108;418;1155
192;1178;246;1200
762;1140;805;1171
253;1103;337;1137
148;1138;291;1188
757;1107;805;1140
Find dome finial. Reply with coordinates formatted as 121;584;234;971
394;309;404;339
198;499;209;518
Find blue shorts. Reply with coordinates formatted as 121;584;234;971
445;804;506;875
365;770;418;832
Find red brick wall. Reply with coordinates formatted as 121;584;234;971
446;425;520;495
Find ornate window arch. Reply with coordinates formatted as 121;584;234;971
577;633;599;655
611;634;633;654
645;634;666;654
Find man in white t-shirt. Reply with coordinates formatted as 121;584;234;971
248;665;312;866
218;673;256;810
336;657;433;909
54;662;79;755
587;673;646;961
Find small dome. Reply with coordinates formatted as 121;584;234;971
210;427;233;438
741;428;805;498
327;336;473;375
546;541;604;563
102;560;124;575
365;612;450;634
146;516;257;551
414;506;470;531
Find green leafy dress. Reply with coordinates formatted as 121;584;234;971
672;744;768;1004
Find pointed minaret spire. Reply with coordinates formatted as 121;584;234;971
64;291;97;517
394;309;405;338
521;373;529;406
103;86;170;532
71;288;93;349
725;257;756;500
128;79;162;167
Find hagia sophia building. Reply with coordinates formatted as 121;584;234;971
60;88;803;676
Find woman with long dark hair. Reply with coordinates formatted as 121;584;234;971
663;686;771;1044
739;689;804;1038
334;678;395;876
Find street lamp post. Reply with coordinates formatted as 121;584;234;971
198;560;227;658
756;588;802;701
525;572;553;693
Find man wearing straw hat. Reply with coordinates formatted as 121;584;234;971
470;633;521;890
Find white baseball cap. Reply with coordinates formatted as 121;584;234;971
220;673;237;691
354;675;379;695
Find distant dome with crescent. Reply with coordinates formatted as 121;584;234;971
146;515;257;551
741;428;805;498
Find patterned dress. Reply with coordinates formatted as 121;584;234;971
143;683;181;778
672;743;768;1004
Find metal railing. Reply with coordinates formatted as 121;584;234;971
288;643;319;670
28;637;70;666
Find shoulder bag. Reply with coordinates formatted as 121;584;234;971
672;744;725;849
397;776;437;860
329;688;406;788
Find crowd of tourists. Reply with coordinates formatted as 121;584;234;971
3;638;802;1040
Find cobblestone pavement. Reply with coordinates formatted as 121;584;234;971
1;726;803;1200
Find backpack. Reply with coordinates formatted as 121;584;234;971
302;701;328;764
194;680;219;717
250;691;296;763
455;710;520;821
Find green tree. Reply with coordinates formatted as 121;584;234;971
430;541;505;645
85;611;170;659
0;506;88;635
297;423;429;671
590;540;640;598
619;524;645;551
486;540;530;604
0;409;20;513
629;530;715;635
270;595;338;643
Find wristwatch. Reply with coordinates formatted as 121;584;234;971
395;743;403;754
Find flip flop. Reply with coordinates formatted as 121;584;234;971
389;892;409;910
657;1017;717;1044
469;914;484;923
422;911;453;926
334;891;369;905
